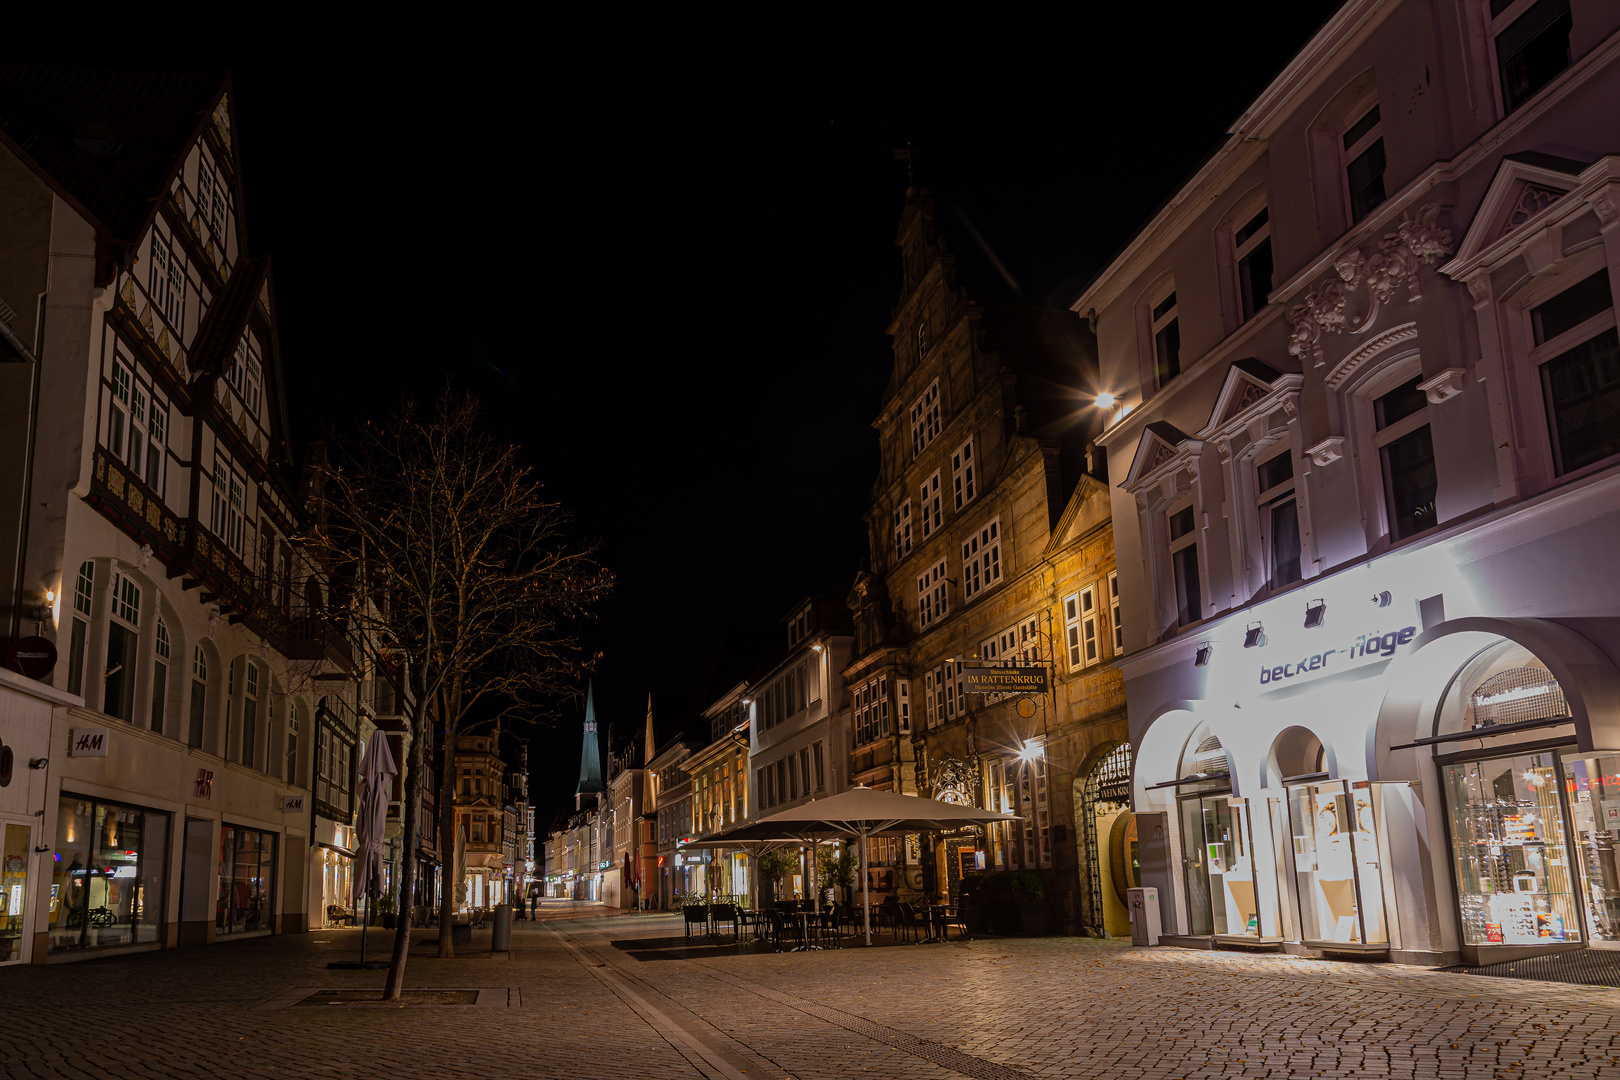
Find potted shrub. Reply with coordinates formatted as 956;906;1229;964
1013;871;1049;936
376;891;398;930
981;872;1019;935
959;872;991;935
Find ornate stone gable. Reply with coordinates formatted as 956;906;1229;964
1286;203;1455;366
929;756;981;807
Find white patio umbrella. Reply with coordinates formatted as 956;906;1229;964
708;786;1021;946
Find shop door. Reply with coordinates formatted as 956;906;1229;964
1179;794;1261;936
1286;781;1388;948
1563;755;1620;946
0;823;32;964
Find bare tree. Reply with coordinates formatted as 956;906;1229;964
306;390;610;998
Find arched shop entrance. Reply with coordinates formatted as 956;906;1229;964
1077;743;1133;936
1379;619;1620;965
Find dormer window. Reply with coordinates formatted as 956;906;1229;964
1152;291;1181;385
1234;208;1273;323
1342;100;1386;224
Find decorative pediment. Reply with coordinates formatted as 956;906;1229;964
1201;359;1288;434
1286;203;1454;367
1447;156;1582;273
1122;421;1202;495
1044;473;1111;556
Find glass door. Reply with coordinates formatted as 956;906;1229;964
0;823;31;963
1180;794;1262;937
1563;755;1620;944
1287;781;1388;946
1443;752;1580;947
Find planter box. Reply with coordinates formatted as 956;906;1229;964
990;901;1021;935
1018;902;1049;936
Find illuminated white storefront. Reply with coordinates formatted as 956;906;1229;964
1126;479;1620;965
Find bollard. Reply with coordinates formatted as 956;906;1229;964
491;903;513;952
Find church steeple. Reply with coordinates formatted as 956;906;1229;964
575;681;605;808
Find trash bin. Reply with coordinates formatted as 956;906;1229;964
1127;887;1161;947
491;903;513;952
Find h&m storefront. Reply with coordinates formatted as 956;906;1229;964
1127;500;1620;965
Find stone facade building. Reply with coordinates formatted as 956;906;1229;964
844;191;1127;932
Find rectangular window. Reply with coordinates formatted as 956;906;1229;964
917;558;949;629
1342;102;1386;224
67;618;87;697
1493;0;1573;115
108;363;130;460
1532;270;1620;475
813;742;825;790
287;706;300;785
1105;572;1122;655
892;501;912;562
1153;291;1181;385
960;517;1001;602
1169;505;1202;626
149;235;184;329
951;437;976;510
189;688;205;750
144;398;166;493
895;679;910;734
1234;207;1273;322
150;659;167;734
103;623;136;721
910;379;941;457
1374;376;1437;540
1256;448;1301;589
1064;586;1099;668
919;471;942;539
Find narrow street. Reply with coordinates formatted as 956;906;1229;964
5;907;1620;1079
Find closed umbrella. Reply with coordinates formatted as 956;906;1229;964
330;730;397;970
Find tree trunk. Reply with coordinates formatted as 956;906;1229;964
383;695;427;999
437;707;458;957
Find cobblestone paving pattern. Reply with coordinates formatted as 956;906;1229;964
3;903;1620;1079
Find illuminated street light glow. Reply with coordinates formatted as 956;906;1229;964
1094;392;1116;409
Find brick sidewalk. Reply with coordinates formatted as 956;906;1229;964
2;911;1619;1078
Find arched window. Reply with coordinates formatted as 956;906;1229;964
103;568;141;721
66;560;95;696
151;618;170;735
189;646;208;749
241;659;260;768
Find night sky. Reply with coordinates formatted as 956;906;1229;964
52;5;1345;823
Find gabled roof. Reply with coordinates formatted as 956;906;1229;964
189;255;268;376
0;67;226;245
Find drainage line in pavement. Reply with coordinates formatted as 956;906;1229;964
546;927;791;1080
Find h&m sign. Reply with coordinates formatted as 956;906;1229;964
194;769;214;799
68;727;109;757
281;794;306;813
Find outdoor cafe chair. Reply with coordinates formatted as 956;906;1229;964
895;902;924;944
710;903;740;941
768;910;802;952
682;904;710;939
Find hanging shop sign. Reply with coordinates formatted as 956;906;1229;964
5;636;57;680
195;769;214;799
68;727;109;757
281;794;306;813
963;666;1049;695
1256;624;1418;689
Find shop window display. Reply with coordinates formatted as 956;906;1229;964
1;824;31;962
1444;753;1579;946
1288;781;1388;945
49;796;168;951
1180;795;1268;937
1563;755;1620;943
217;825;275;934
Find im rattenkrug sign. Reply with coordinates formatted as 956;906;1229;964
963;666;1049;695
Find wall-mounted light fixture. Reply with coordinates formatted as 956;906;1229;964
1194;642;1214;667
1016;742;1044;763
1304;599;1327;629
1094;392;1116;409
1371;590;1392;608
1243;623;1266;649
811;644;824;653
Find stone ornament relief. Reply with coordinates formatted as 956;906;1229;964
930;756;981;807
1287;203;1455;366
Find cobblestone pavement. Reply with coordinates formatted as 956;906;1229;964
4;906;1620;1079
